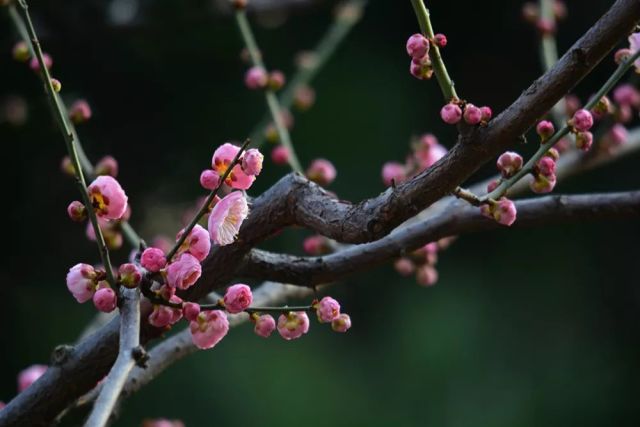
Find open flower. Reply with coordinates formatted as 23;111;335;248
87;176;128;220
211;143;255;190
190;310;229;349
208;191;249;246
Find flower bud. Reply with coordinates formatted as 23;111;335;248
381;161;407;187
406;33;430;60
271;145;290;165
29;53;52;72
293;85;316;111
571;109;593;132
530;173;556;194
306;158;337;186
69;99;92;124
440;103;462;125
241;148;264;176
50;78;62;93
316;296;341;323
93;287;117;313
268;70;286;91
95;155;118;177
223;284;253;314
244;66;268;90
140;247;167;272
67;201;87;222
254;314;276;338
575;131;593;151
433;33;447;47
394;258;415;276
12;41;30;62
277;311;310;340
480;106;492;122
536;120;555;140
410;56;434;80
496;151;523;178
331;313;352;333
303;235;330;255
183;302;201;322
416;264;438;287
118;263;141;288
463;104;482;125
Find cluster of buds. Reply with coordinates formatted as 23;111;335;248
393;240;453;287
440;101;492;126
522;0;567;35
406;32;446;80
381;133;447;187
244;66;286;91
568;108;594;152
200;143;262;191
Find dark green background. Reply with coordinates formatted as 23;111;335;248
1;0;639;425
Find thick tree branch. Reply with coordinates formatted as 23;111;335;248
240;191;640;286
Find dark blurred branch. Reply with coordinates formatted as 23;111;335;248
1;0;639;425
84;289;141;427
240;191;640;285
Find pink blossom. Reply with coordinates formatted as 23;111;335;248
496;151;523;178
141;247;167;272
575;131;594;151
95;156;118;178
69;99;92;124
303;235;328;255
208;191;249;246
421;242;439;265
66;263;98;303
530;173;557;194
271;145;290;165
245;66;268;89
480;106;493;121
306;158;337;186
416;264;438;287
242;148;264;176
183;302;201;322
536;120;555;139
440;103;462;125
18;364;47;392
93;287;117;313
536;157;556;177
316;296;341;323
268;70;286;91
176;224;211;262
394;258;415;276
571;109;593;132
481;198;517;226
200;169;219;190
87;175;128;220
190;310;229;349
294;85;316;111
382;162;407;186
149;296;183;328
434;33;447;47
628;32;640;72
410;57;434;80
142;419;185;427
487;179;500;193
277;311;310;341
415;142;447;170
609;123;628;146
463;104;482;125
254;314;276;338
67;200;87;222
29;53;52;72
331;314;352;333
118;263;141;288
613;84;640;107
166;253;202;290
406;33;429;59
210;143;255;190
223;284;253;314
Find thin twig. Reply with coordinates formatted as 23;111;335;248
539;0;566;124
83;288;141;427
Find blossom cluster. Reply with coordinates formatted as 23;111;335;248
406;32;446;80
381;133;447;187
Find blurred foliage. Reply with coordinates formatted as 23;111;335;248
1;0;639;425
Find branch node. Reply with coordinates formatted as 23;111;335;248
51;344;75;366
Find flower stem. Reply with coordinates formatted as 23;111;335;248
539;0;565;124
482;48;640;202
16;0;116;286
165;139;251;261
409;0;458;101
234;10;303;173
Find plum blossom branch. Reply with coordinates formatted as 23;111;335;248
409;0;458;100
239;191;640;286
234;8;303;173
84;288;141;427
249;0;367;148
482;48;640;202
15;0;116;286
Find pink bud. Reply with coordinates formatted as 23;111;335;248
254;314;276;338
241;148;264;176
50;78;62;93
223;284;253;314
316;296;341;323
277;311;310;340
381;162;407;187
93;287;117;313
496;151;523;178
293;85;316;111
536;18;555;35
536;120;555;139
433;33;447;47
306;158;337;186
416;264;438;287
614;48;632;64
486;179;500;193
530;173;557;194
271;145;290;165
609;123;628;146
406;33;430;59
183;302;201;322
571;109;593;132
87;176;128;220
166;253;202;290
29;53;52;72
69;99;92;124
613;84;640;107
481;198;517;226
536;156;556;177
303;235;328;255
394;258;415;276
244;66;268;90
331;313;352;333
66;263;98;303
118;263;141;288
463;104;482;125
575;131;593;151
268;70;286;91
190;310;229;349
564;94;581;117
95;156;118;178
67;200;87;222
141;247;167;272
440;103;462;125
199;169;220;190
176;224;211;262
480;106;492;122
12;41;30;62
17;365;47;392
409;57;434;80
